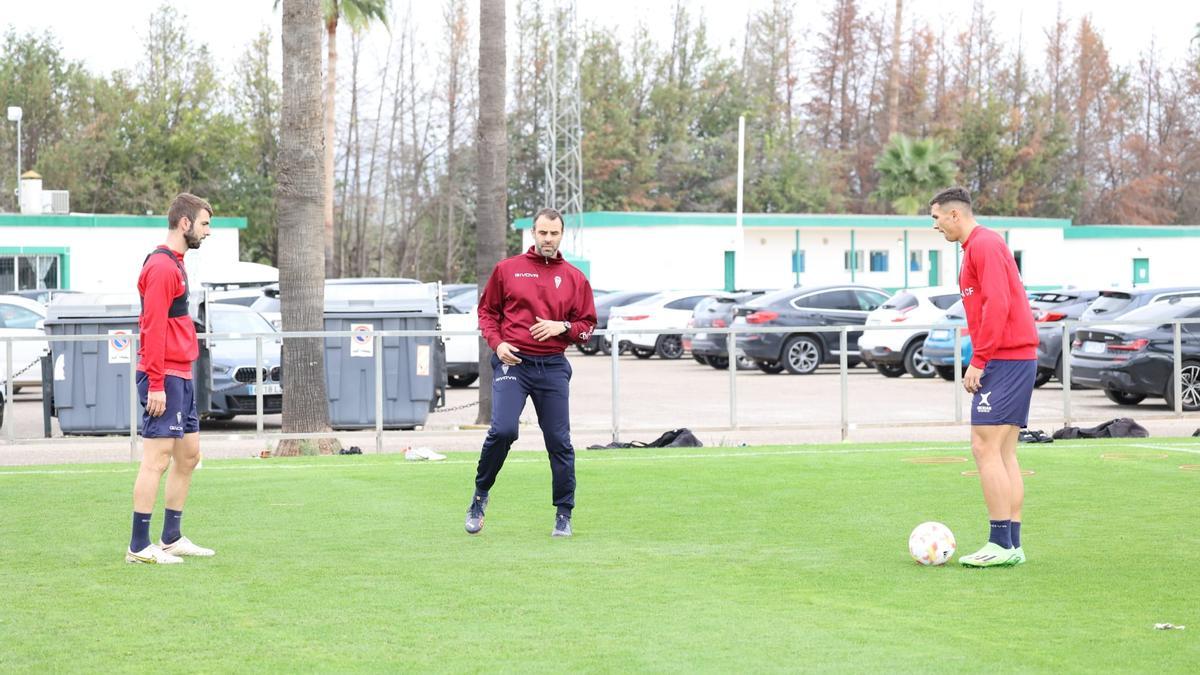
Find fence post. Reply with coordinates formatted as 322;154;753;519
610;332;620;444
375;333;384;453
1173;321;1183;417
839;328;849;441
255;336;264;439
4;338;13;442
129;334;138;461
1061;323;1072;428
953;330;962;424
727;330;738;429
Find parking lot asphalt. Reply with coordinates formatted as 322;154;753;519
3;352;1197;465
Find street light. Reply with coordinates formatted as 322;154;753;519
6;106;21;209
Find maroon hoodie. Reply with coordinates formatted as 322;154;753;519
478;246;597;356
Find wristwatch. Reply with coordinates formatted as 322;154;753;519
562;321;571;334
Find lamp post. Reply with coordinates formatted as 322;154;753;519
6;106;21;209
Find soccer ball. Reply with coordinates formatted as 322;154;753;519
908;521;956;566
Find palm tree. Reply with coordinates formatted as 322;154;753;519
873;134;959;215
277;0;338;454
322;0;389;276
474;0;506;423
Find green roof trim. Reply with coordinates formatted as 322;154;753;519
513;211;1069;230
0;213;247;229
1063;225;1200;239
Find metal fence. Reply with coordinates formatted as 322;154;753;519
3;318;1198;456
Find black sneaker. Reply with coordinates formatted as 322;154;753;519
465;493;488;534
552;513;572;538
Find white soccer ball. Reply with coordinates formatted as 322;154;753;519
909;521;956;566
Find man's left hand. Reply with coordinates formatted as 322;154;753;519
963;364;984;394
531;316;568;342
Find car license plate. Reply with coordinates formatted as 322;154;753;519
251;383;282;395
931;329;950;340
694;332;707;340
1083;341;1106;354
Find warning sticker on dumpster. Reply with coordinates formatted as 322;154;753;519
416;344;430;376
108;330;132;364
350;323;374;358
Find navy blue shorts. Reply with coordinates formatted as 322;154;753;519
972;359;1037;427
137;372;200;438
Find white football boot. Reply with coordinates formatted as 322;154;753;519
125;544;184;565
159;536;216;557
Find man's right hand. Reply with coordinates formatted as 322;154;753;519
146;390;167;417
496;342;522;365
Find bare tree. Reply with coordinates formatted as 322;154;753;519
277;0;338;455
475;0;506;422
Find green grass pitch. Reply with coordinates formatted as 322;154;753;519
1;439;1197;672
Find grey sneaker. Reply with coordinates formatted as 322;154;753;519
552;513;572;538
465;493;488;534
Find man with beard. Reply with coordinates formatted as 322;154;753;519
125;193;216;564
464;207;597;537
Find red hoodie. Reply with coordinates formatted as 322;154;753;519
478;246;597;356
959;226;1037;369
137;246;199;391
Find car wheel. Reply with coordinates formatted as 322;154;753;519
632;347;654;359
902;342;936;378
655;335;684;360
934;365;957;381
599;341;612;355
693;354;708;365
781;336;822;375
1103;388;1145;406
448;373;479;388
1164;361;1200;412
618;341;633;355
876;363;906;378
1034;368;1054;388
757;359;785;374
708;355;730;369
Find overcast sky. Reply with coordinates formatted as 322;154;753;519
3;1;1197;91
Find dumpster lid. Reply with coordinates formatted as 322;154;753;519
324;282;440;313
45;292;143;320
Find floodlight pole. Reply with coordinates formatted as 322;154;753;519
735;115;745;290
6;106;21;207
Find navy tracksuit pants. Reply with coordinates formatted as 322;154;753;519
474;352;575;514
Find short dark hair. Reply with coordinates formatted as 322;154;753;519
533;207;564;228
929;186;972;212
168;193;213;230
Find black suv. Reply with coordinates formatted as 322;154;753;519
688;290;769;369
733;285;890;374
1069;297;1200;411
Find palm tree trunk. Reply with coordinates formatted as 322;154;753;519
474;0;506;423
323;9;339;277
278;0;338;455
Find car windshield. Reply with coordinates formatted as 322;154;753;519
211;309;276;334
1084;293;1133;317
1103;300;1200;324
881;292;917;311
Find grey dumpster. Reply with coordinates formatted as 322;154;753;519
323;282;442;430
45;293;207;435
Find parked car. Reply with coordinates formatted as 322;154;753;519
1029;288;1103;387
206;303;283;419
8;288;82;305
733;285;889;374
858;286;960;378
1068;297;1200;411
577;290;657;356
0;294;50;394
687;290;770;369
1068;286;1200;389
441;293;480;388
922;299;972;381
251;277;422;329
606;290;731;359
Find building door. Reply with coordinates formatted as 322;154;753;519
928;250;940;286
1133;258;1149;286
724;251;736;292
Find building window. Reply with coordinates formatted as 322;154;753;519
792;250;805;273
843;250;863;271
1013;250;1023;274
869;250;889;272
0;255;59;293
909;250;923;272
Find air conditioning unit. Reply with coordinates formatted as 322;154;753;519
42;190;70;214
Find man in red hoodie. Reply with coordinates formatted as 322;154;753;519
125;193;215;564
465;207;597;537
931;186;1038;568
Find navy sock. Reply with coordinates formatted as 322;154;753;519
130;512;152;552
988;519;1012;548
162;509;183;545
1011;521;1022;548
